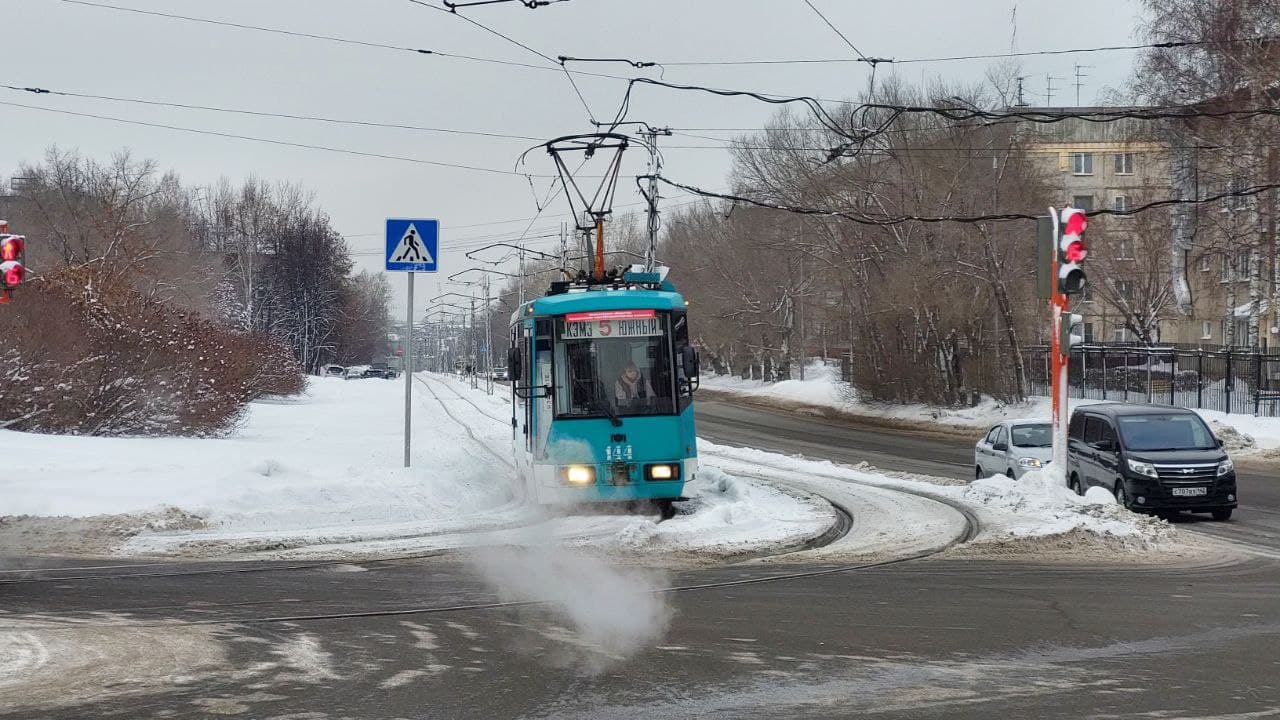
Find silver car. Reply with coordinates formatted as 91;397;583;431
974;420;1053;479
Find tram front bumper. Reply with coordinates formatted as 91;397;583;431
533;458;696;505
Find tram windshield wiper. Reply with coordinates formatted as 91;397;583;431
597;392;623;427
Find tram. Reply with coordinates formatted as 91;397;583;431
507;265;700;518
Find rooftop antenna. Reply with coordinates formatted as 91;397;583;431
1045;74;1062;107
1073;64;1093;106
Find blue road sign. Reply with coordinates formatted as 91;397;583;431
385;218;439;272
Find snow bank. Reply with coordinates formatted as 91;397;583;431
700;442;1175;551
1;377;517;550
962;467;1167;541
702;363;849;411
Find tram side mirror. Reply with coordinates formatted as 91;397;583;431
681;345;700;390
507;346;522;380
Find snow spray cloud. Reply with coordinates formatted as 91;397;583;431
468;535;671;673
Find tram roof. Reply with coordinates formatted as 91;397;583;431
520;288;686;318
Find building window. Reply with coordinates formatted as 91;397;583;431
1115;237;1134;259
1201;320;1212;340
1081;282;1093;302
1114;152;1136;175
1236;319;1250;346
1113;195;1129;215
1238;251;1251;279
1199;255;1211;272
1072;195;1094;212
1116;280;1134;302
1112;327;1129;343
1083;322;1095;342
1072;152;1094;175
1221;255;1232;282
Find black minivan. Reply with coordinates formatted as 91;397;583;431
1067;404;1237;520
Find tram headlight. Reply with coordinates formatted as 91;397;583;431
646;464;680;481
562;465;595;486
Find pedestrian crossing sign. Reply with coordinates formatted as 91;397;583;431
385;218;439;272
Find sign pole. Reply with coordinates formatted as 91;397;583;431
404;272;414;468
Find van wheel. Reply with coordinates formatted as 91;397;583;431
1069;475;1082;495
975;466;984;480
1211;508;1233;521
1114;482;1130;509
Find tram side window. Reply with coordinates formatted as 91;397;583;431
672;310;693;412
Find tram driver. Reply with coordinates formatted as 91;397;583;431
614;361;656;410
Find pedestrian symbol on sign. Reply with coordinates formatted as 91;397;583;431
392;224;433;264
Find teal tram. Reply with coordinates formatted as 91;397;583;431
507;266;700;519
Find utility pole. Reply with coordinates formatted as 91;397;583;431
1015;76;1028;107
483;274;493;396
638;125;672;272
559;221;568;278
517;241;526;305
469;294;478;390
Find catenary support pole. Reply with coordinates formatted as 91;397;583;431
404;272;414;468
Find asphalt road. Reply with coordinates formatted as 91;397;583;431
3;397;1279;718
697;397;1280;554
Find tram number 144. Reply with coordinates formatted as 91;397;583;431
561;316;663;339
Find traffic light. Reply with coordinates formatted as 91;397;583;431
0;221;26;303
1057;207;1088;295
1060;312;1084;352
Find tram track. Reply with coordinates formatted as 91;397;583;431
1;378;966;604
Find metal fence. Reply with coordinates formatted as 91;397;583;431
1027;344;1280;416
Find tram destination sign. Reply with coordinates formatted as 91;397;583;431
561;309;663;339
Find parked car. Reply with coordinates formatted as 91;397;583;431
974;420;1052;480
491;367;509;382
363;363;399;380
1067;403;1237;520
321;364;347;379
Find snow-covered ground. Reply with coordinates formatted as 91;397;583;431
0;370;1193;563
704;362;1280;452
0;374;834;561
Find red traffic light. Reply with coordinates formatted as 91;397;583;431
1;235;25;262
1;261;24;288
1063;210;1087;237
1064;239;1087;263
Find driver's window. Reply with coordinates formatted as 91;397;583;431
985;426;1001;444
994;426;1008;447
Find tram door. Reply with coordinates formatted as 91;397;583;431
512;324;532;456
533;319;554;459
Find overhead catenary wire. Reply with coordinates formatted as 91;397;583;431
0;83;544;142
653;175;1280;227
654;34;1280;67
0;99;565;178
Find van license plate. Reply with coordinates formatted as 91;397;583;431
1171;487;1208;497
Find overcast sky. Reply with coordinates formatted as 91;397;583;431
3;0;1142;315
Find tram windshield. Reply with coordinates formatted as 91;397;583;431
554;311;676;419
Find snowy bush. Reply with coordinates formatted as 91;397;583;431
0;268;303;436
